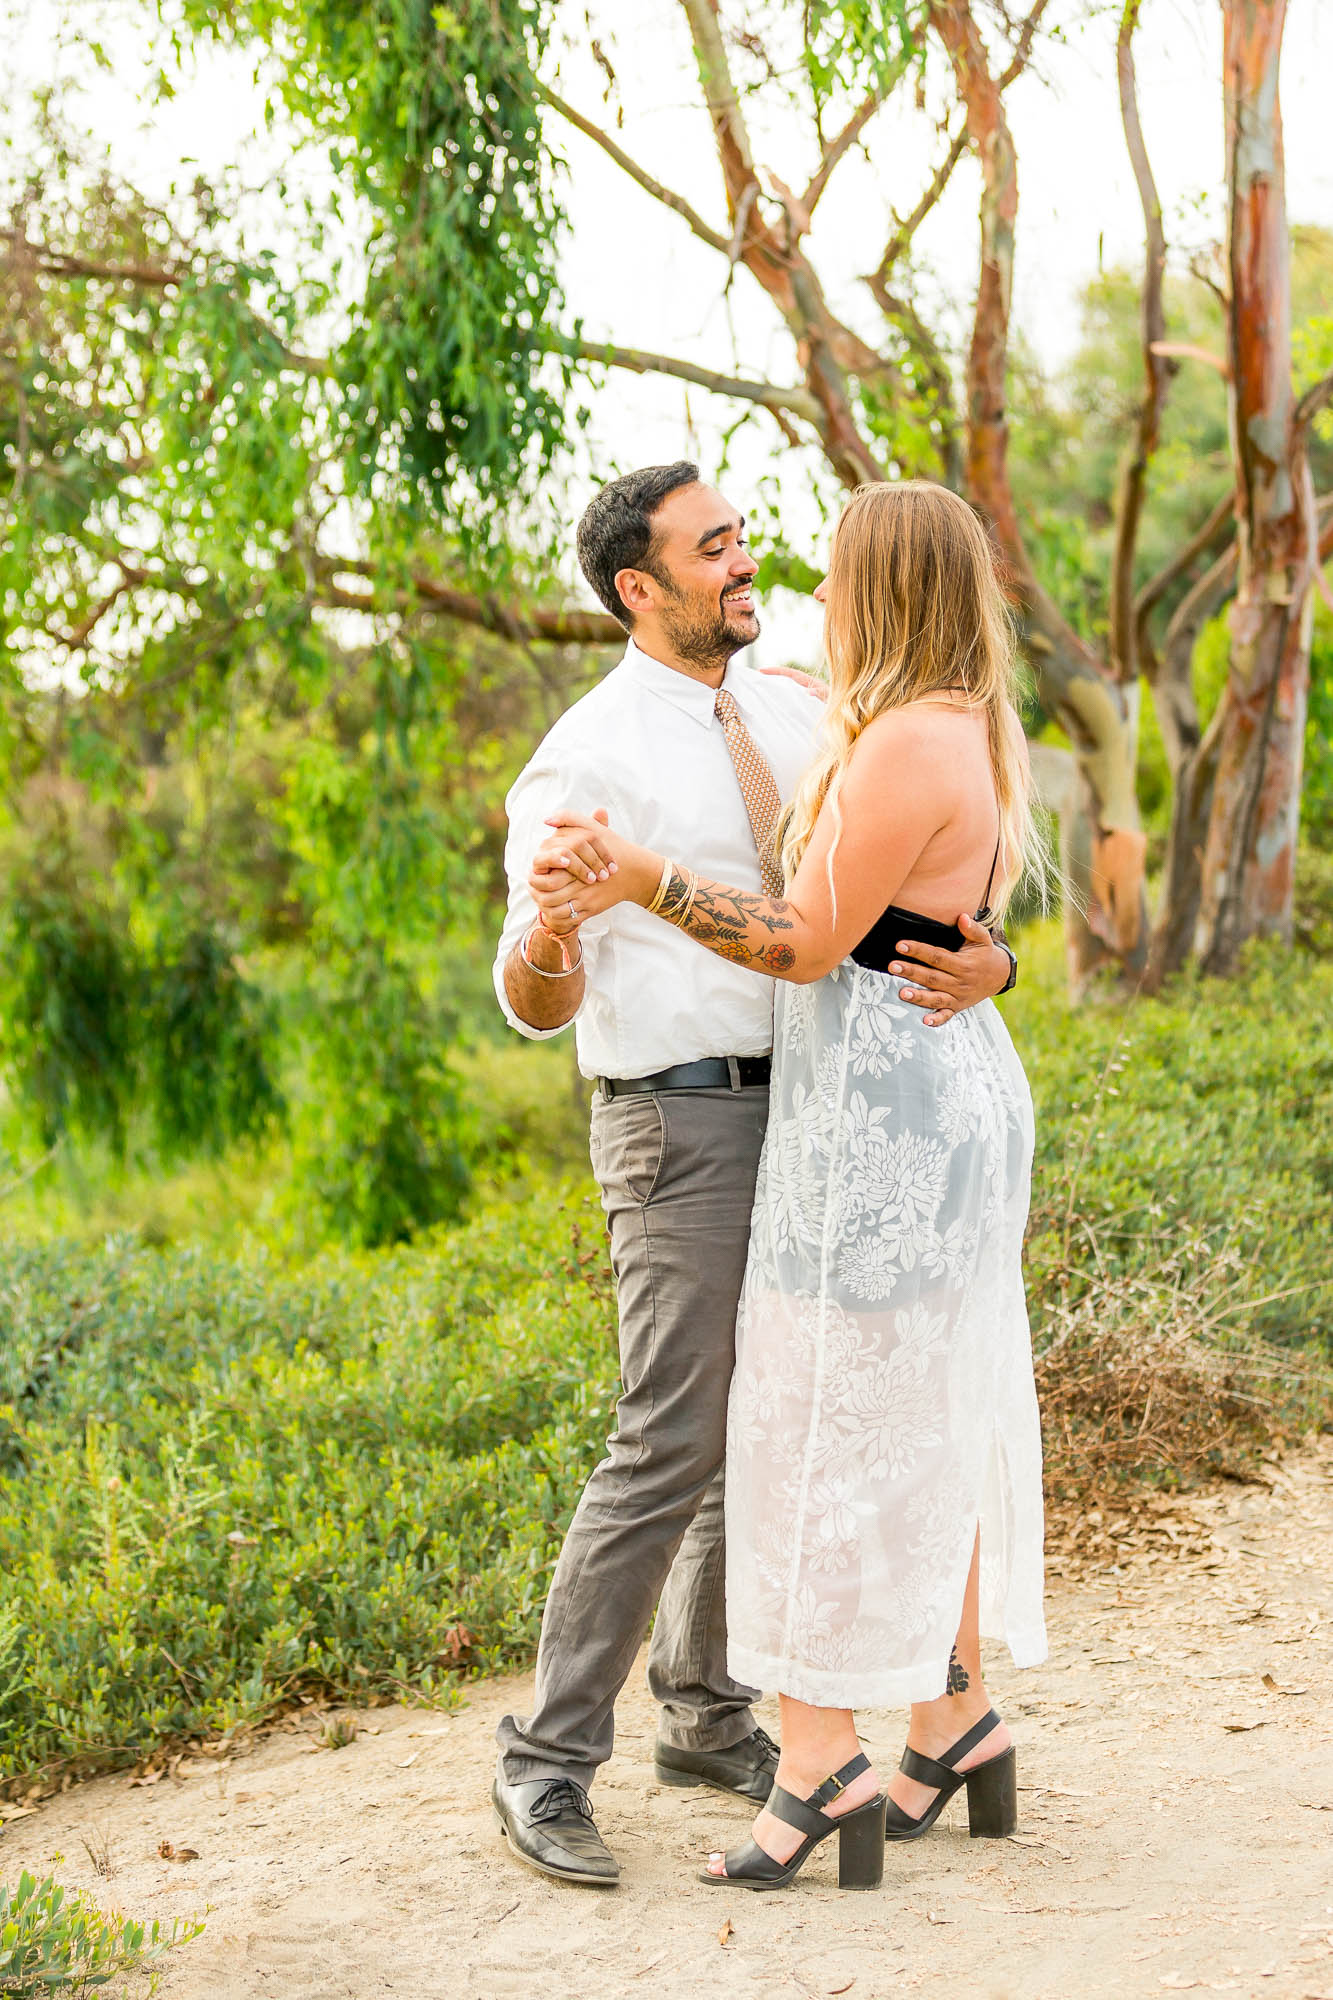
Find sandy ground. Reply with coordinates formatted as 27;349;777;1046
5;1438;1333;2000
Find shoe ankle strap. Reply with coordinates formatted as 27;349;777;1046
899;1707;1001;1788
940;1707;1001;1770
808;1751;871;1808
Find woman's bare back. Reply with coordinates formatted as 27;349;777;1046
868;701;1002;925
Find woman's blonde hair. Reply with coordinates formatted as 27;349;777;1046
777;480;1047;920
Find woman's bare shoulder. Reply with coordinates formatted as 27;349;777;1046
849;702;980;771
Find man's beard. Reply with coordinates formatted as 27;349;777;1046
656;580;760;669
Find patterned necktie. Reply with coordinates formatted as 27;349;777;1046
715;688;786;897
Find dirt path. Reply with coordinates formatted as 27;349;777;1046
6;1439;1333;2000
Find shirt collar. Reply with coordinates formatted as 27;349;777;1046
622;638;759;729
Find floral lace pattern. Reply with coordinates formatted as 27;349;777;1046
725;964;1047;1708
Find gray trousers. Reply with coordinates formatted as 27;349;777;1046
496;1084;770;1790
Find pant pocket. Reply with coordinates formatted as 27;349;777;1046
591;1093;669;1206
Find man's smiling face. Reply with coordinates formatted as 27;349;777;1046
615;481;760;671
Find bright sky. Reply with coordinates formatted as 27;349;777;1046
8;0;1333;663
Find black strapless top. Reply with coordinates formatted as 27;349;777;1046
850;834;999;974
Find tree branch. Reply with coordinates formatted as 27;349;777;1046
681;0;761;213
13;233;331;374
1294;364;1333;433
998;0;1052;87
537;86;729;254
801;87;891;217
313;558;623;646
871;0;1043;324
674;0;887;486
1108;0;1174;685
565;337;823;427
1150;340;1229;377
874;125;968;280
1133;488;1234;650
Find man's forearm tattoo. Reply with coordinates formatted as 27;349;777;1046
663;864;797;973
946;1646;970;1695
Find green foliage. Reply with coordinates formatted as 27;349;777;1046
798;0;924;110
147;925;282;1157
1010;235;1333;661
1303;595;1333;850
1013;923;1333;1357
0;845;281;1162
272;655;496;1242
0;855;138;1155
292;955;473;1246
0;1869;201;1994
1;939;1330;1793
0;1187;618;1784
171;0;564;511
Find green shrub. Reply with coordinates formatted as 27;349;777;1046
0;1188;618;1786
0;925;1330;1794
0;1869;201;1994
1011;921;1333;1355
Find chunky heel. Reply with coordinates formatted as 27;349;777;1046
885;1707;1017;1843
965;1744;1017;1838
702;1752;885;1892
836;1797;887;1890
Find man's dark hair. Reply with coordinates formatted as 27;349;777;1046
576;461;699;631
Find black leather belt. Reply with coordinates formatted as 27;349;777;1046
599;1056;772;1098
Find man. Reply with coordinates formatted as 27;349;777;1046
491;462;1016;1885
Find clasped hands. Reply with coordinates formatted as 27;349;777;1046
528;809;1006;1027
528;809;651;936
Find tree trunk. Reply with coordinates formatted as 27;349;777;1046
1185;0;1314;974
928;0;1147;982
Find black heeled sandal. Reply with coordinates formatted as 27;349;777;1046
884;1707;1017;1842
700;1751;886;1892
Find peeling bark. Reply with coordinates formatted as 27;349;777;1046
1109;0;1175;688
1188;0;1314;975
928;0;1147;979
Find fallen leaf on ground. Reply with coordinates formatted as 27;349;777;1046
1261;1673;1308;1696
1158;1977;1202;1991
925;1911;947;1925
157;1841;199;1862
128;1769;164;1788
0;1805;38;1824
1220;1718;1270;1732
717;1917;734;1948
393;1751;420;1769
829;1983;856;1995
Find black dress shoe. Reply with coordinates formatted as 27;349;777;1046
654;1726;780;1804
491;1776;619;1887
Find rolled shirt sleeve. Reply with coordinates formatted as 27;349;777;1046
492;749;621;1041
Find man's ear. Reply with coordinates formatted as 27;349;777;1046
614;567;653;618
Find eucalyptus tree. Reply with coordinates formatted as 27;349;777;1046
543;0;1333;986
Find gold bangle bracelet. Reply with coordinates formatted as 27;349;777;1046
645;854;674;916
662;865;692;922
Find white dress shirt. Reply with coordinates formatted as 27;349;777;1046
493;638;823;1079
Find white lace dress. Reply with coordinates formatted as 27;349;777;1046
724;963;1046;1708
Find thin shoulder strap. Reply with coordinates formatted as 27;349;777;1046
976;817;1001;923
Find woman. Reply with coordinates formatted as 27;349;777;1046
529;481;1047;1891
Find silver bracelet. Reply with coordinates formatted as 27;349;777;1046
519;923;584;979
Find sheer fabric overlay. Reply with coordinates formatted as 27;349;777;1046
725;964;1047;1708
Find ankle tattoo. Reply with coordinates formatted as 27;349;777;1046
945;1646;970;1696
